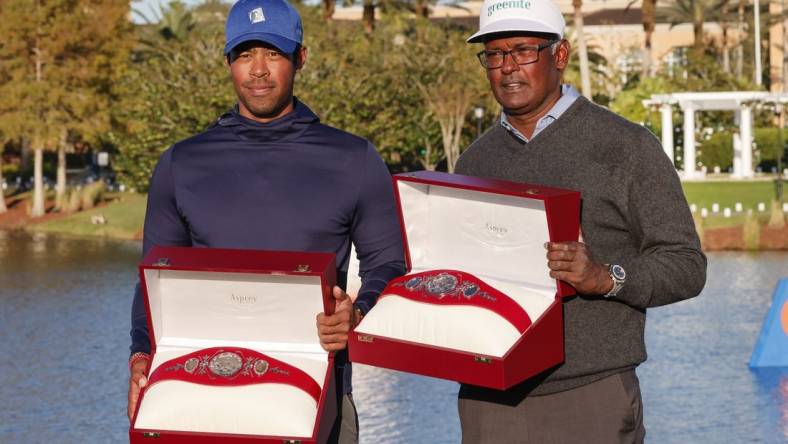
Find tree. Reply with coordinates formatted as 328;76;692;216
323;0;336;22
295;10;442;169
110;13;234;191
641;0;657;76
0;137;6;214
735;0;745;78
572;0;592;99
660;0;729;58
363;0;376;34
402;21;486;172
0;0;132;216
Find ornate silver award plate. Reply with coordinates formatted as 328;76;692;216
425;273;458;295
209;351;243;377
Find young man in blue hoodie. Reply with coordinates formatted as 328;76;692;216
126;1;406;442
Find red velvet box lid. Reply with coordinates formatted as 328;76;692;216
393;171;581;298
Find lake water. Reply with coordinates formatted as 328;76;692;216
0;231;786;443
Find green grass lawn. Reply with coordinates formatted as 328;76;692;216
682;180;779;212
32;193;147;240
10;180;784;239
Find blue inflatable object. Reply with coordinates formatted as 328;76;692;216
749;278;788;368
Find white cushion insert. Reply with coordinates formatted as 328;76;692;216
135;349;327;437
356;276;554;358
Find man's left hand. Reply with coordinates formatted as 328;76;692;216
545;241;613;296
316;286;362;352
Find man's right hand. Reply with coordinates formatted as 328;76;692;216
127;358;150;422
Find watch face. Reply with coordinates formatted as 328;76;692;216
611;265;626;280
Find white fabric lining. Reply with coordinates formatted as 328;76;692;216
356;280;553;357
135;382;319;436
398;181;555;291
136;348;327;435
144;269;327;356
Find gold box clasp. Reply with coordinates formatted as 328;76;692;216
474;356;492;364
143;432;161;438
283;440;302;444
294;264;310;273
524;188;540;195
358;334;374;343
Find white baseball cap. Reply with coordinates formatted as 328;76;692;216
467;0;566;43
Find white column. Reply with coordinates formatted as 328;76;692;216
732;131;743;178
660;104;675;164
683;104;697;179
740;105;754;178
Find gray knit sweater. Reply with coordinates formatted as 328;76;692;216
455;97;707;396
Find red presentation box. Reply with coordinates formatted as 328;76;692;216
349;171;580;390
130;246;337;443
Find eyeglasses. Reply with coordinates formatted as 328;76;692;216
476;40;559;69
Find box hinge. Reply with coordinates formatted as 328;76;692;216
283;440;302;444
154;258;171;267
358;334;374;343
474;356;492;364
143;432;161;438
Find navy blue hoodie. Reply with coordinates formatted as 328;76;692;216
130;99;406;393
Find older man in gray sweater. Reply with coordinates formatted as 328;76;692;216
455;0;707;443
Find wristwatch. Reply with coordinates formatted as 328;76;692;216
604;264;626;298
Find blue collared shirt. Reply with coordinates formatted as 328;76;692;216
500;84;581;143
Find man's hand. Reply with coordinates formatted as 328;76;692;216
316;286;361;352
127;358;150;422
545;241;613;296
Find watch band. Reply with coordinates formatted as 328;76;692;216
604;264;626;298
380;270;532;333
145;347;322;403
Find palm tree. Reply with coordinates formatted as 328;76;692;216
363;0;375;34
660;0;728;58
323;0;336;22
0;138;6;215
641;0;657;77
735;0;744;78
572;0;592;98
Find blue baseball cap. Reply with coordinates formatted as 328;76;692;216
224;0;303;55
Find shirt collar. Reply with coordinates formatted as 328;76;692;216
500;84;581;143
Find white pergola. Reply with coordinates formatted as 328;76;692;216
643;92;788;179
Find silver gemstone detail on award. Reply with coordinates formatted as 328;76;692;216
394;271;497;302
183;358;200;373
405;277;423;289
425;273;458;295
209;351;243;377
253;359;269;376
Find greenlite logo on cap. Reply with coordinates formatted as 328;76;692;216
488;0;532;17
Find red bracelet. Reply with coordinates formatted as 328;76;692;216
145;347;322;403
380;270;532;333
129;352;151;371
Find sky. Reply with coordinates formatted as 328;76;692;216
131;0;220;23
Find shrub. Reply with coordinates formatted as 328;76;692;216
65;188;82;213
699;130;733;171
743;211;760;250
81;181;105;210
